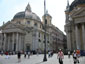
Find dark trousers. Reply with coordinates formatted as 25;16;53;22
59;58;63;64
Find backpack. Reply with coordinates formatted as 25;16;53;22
73;53;77;58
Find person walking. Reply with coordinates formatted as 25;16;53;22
17;51;21;62
57;49;64;64
72;50;78;64
28;51;30;58
76;49;80;63
68;50;71;58
24;51;27;58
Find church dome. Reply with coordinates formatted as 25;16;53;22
13;3;41;21
70;0;85;11
13;12;25;19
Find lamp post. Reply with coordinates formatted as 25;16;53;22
43;0;47;62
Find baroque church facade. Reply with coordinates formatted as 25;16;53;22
0;3;66;52
65;0;85;51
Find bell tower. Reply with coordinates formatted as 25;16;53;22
42;11;52;26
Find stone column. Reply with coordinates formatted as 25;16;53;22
8;35;10;51
82;24;85;50
16;33;19;51
19;34;21;51
0;34;3;50
67;32;71;50
75;25;80;49
12;33;14;51
21;34;24;51
23;35;25;51
3;33;6;51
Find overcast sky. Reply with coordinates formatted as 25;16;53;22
0;0;74;33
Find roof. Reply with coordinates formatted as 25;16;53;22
13;12;25;19
69;0;85;11
13;3;41;21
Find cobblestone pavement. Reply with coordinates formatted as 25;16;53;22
0;54;85;64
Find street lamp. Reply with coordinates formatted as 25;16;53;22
43;0;47;62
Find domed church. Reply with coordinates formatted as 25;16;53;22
0;3;65;53
65;0;85;51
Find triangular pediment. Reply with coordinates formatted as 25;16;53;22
72;8;85;18
5;23;16;29
1;22;19;29
1;21;32;33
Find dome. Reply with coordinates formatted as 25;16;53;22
13;3;41;21
13;12;25;19
70;0;85;11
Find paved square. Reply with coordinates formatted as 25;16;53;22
0;54;85;64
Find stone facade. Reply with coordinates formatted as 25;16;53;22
65;0;85;51
0;3;66;53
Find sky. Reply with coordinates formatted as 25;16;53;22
0;0;74;34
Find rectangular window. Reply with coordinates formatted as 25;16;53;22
39;33;40;37
34;23;37;26
40;25;42;28
27;21;30;24
45;19;47;24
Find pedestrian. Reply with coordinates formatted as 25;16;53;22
51;50;54;57
48;50;51;58
68;50;71;58
36;49;39;56
76;49;80;63
17;51;21;62
57;49;64;64
72;50;78;64
5;51;9;59
24;51;27;58
28;51;30;58
1;51;3;56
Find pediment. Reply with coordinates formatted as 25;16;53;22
72;8;85;18
1;22;26;33
2;23;18;29
1;22;32;33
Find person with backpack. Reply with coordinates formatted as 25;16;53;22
57;49;64;64
72;50;79;64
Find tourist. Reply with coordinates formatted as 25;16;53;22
24;51;27;58
28;51;30;58
72;50;78;64
57;49;64;64
68;50;71;58
17;51;21;62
